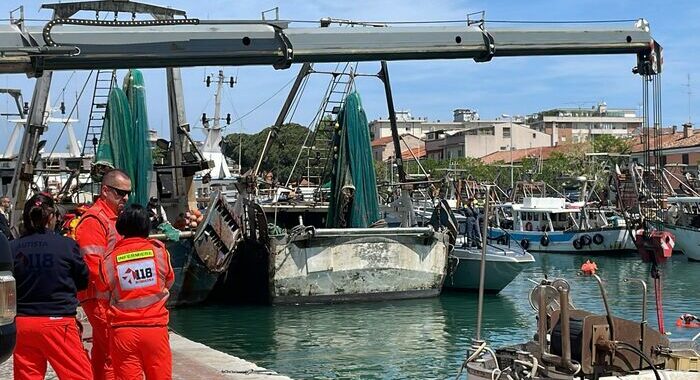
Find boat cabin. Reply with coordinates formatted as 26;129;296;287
667;196;700;228
497;197;611;232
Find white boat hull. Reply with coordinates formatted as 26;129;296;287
490;227;636;254
445;240;534;292
270;228;449;304
663;224;700;261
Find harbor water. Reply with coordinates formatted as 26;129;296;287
169;253;700;379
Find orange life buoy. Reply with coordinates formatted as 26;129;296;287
676;319;700;328
525;222;533;231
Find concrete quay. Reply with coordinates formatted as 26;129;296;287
0;323;291;379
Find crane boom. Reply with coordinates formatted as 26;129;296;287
0;18;661;77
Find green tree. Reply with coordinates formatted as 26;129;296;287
591;134;632;154
223;123;311;183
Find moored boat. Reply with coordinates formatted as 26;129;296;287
491;197;636;254
445;236;534;293
665;196;700;261
270;226;449;304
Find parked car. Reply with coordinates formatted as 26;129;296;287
0;233;16;362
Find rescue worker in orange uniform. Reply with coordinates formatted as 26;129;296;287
62;203;89;240
100;204;174;380
75;169;131;380
11;193;93;379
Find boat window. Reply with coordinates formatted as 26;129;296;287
559;213;567;222
533;213;540;221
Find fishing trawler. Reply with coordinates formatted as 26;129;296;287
491;197;636;255
0;0;664;307
227;62;451;304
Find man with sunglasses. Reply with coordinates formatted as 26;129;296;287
75;169;132;380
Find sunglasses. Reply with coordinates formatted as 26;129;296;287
108;185;131;197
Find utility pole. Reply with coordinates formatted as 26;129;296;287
502;114;514;189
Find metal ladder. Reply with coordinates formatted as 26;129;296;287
302;64;356;187
81;69;116;157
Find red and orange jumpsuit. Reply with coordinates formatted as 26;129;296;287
100;237;175;380
75;198;121;380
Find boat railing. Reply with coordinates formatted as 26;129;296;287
483;226;526;255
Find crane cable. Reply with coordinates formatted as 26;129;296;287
640;70;667;334
32;71;94;181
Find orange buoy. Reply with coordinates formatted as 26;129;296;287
580;260;598;275
676;314;700;328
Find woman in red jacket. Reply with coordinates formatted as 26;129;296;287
11;193;92;379
99;204;174;380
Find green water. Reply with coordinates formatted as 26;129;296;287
169;253;700;379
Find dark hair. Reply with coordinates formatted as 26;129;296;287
23;193;55;235
116;203;150;238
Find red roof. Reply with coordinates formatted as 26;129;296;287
630;131;700;152
401;147;426;160
481;146;560;164
371;136;395;147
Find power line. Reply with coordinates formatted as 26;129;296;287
230;75;296;124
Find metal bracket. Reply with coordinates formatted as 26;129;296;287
271;25;293;70
474;26;495;63
633;40;662;76
591;324;611;366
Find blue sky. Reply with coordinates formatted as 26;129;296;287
0;0;699;153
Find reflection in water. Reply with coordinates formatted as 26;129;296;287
170;254;700;379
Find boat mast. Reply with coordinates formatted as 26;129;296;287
378;61;406;183
8;72;53;228
201;69;234;180
6;3;56;227
253;62;312;179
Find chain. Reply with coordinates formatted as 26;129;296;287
42;18;200;47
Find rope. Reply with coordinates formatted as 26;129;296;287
652;263;665;334
454;340;487;379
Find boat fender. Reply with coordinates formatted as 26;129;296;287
525;222;533;231
520;239;530;250
540;234;550;247
573;238;583;250
593;233;604;245
580;234;592;246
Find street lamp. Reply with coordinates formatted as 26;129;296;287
502;114;514;189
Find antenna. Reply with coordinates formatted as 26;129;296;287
684;73;692;124
201;69;236;129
